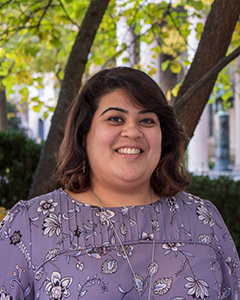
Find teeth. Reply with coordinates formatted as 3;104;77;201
117;148;141;154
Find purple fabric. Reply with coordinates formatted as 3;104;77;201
0;189;239;299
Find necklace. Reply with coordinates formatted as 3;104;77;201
90;188;156;300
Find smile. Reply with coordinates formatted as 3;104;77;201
116;148;141;154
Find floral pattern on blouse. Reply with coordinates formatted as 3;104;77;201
0;189;240;299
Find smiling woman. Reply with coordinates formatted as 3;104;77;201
0;67;239;300
58;67;190;203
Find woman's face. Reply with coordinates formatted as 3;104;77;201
86;89;162;191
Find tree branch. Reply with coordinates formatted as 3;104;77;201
0;0;13;10
36;0;53;28
29;0;111;198
0;0;53;38
57;0;80;29
174;45;240;111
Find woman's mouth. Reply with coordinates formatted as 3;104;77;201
115;148;142;154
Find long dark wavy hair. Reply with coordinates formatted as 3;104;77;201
57;67;191;197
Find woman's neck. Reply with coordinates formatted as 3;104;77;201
66;183;159;208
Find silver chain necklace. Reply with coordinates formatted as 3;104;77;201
90;188;156;300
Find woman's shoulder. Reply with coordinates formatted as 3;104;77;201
0;189;62;235
169;191;227;229
171;190;218;210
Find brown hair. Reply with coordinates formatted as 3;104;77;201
57;67;190;196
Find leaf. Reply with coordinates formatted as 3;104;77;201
110;235;116;244
80;290;87;297
133;274;144;292
66;255;70;264
36;289;41;299
42;111;49;120
122;57;130;63
147;261;159;277
129;218;137;227
58;69;64;80
192;1;203;11
69;229;74;243
24;285;31;298
222;90;233;101
161;60;170;72
180;250;194;257
32;103;43;113
120;222;128;235
30;216;40;222
118;284;127;294
78;283;82;292
195;22;204;40
170;62;182;74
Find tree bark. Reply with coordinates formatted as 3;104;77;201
29;0;111;198
29;0;240;198
0;83;6;131
174;0;240;141
175;45;240;112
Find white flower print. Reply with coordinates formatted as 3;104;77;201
37;199;58;215
196;205;215;227
45;271;73;299
220;286;232;300
34;266;45;280
0;212;13;231
147;261;159;277
188;194;204;205
167;196;180;213
225;257;236;276
139;231;154;241
43;213;62;237
116;244;134;259
184;276;209;299
87;246;109;259
9;230;22;245
45;248;61;262
198;234;212;244
153;277;173;295
132;273;144;292
96;209;115;227
76;261;84;271
151;219;159;231
101;259;118;274
0;286;11;300
162;242;182;256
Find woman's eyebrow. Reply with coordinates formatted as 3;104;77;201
100;107;127;115
100;107;155;116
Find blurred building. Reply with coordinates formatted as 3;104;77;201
115;2;240;178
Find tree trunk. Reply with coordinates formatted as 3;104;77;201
29;0;111;198
0;84;6;131
29;0;240;198
174;0;240;141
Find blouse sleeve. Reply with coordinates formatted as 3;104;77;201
206;200;240;299
0;200;33;299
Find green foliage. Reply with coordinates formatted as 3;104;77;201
0;130;42;209
6;102;22;131
188;175;240;253
209;67;233;110
0;0;239;112
0;0;90;109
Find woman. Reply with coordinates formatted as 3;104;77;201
0;67;239;300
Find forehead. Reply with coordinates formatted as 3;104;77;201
97;89;145;111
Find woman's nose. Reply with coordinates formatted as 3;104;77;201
120;121;143;139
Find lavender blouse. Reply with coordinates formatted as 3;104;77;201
0;189;239;299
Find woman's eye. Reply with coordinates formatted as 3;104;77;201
108;116;123;123
141;118;155;124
